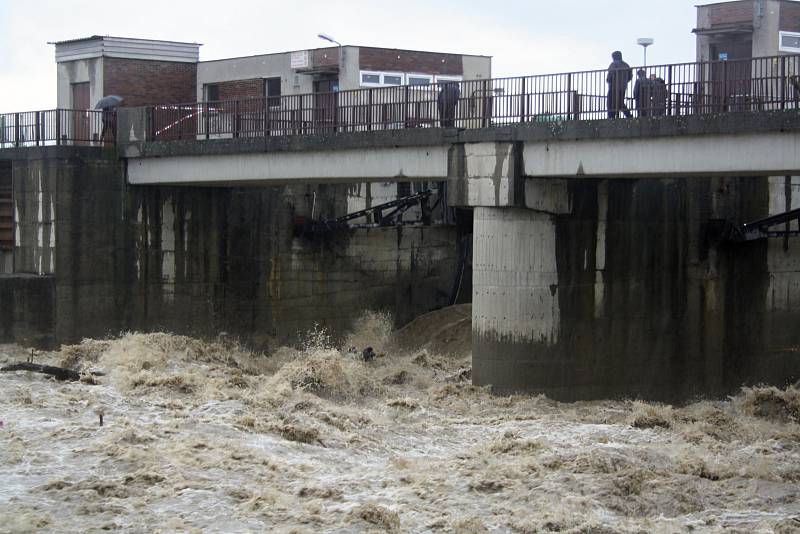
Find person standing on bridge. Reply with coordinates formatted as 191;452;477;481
438;81;460;128
607;51;633;119
633;69;651;117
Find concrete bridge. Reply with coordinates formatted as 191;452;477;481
122;109;800;186
112;106;800;401
3;53;800;401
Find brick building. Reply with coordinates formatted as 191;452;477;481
694;0;800;61
197;44;490;104
51;36;200;111
51;35;490;110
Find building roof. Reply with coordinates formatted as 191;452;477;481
48;35;201;46
200;45;491;65
51;36;201;64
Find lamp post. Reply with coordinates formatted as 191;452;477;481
317;33;343;86
637;38;655;67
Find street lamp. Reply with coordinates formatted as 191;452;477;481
637;38;655;67
318;33;343;88
317;33;341;47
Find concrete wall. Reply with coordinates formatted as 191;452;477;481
0;274;56;348
56;58;104;109
753;0;783;57
197;52;314;102
12;158;58;275
1;147;460;347
473;174;800;402
196;46;360;99
462;55;492;80
124;183;458;344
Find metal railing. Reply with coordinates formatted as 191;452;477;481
0;109;113;148
152;54;800;142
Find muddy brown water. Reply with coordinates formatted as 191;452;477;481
0;310;799;533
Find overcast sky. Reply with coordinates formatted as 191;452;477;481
1;0;718;113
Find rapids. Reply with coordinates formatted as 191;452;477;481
0;307;799;533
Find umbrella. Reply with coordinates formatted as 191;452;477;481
95;95;124;109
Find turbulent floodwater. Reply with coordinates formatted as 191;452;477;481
1;309;799;534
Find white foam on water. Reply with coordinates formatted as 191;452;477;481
0;317;799;533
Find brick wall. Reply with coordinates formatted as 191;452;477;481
103;58;197;106
708;0;754;25
359;47;463;76
312;47;339;68
780;0;800;31
213;78;266;101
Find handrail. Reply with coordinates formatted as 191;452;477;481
150;54;800;141
0;108;113;148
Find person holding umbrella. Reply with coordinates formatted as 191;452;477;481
95;95;123;144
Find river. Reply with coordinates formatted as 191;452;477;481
1;310;798;533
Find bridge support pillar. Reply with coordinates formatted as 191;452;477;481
472;206;563;392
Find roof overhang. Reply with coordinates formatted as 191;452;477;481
692;24;754;37
295;65;340;76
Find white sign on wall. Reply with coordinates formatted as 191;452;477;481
290;50;309;69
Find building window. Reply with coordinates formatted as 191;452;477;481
407;74;433;86
359;70;405;87
266;77;281;107
383;74;403;85
434;75;463;84
361;73;381;84
205;84;220;102
779;31;800;53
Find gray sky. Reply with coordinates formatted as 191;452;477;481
1;0;716;113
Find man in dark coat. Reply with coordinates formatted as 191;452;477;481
607;51;633;119
438;81;461;128
633;69;651;117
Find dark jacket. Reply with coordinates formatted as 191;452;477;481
437;83;461;109
607;59;633;93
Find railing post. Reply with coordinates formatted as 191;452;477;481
55;110;61;146
14;113;20;147
520;77;527;123
205;102;210;140
368;89;373;132
667;66;673;116
177;107;183;140
35;111;41;146
262;98;270;138
403;86;410;129
233;100;240;139
722;60;728;112
780;56;787;110
572;91;581;121
566;74;572;120
482;80;490;128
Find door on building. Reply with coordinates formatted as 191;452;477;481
313;78;339;133
709;40;753;112
71;82;90;144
